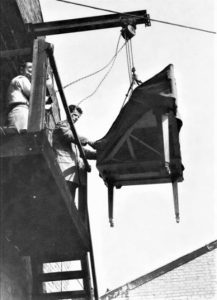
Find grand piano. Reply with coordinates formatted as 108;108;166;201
95;64;184;226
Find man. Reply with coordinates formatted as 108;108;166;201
6;62;32;132
6;61;52;132
53;104;96;201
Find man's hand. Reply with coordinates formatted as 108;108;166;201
79;136;89;146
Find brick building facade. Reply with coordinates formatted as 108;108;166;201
101;240;217;300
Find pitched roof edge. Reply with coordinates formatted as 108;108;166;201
100;240;217;299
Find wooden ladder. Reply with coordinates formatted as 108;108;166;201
31;169;98;300
32;253;93;299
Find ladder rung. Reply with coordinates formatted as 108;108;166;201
39;270;85;282
37;252;86;263
40;290;87;299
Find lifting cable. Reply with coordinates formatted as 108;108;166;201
77;33;123;106
53;33;126;105
62;33;123;91
121;27;142;109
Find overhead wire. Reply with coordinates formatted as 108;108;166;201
55;0;215;107
56;0;216;34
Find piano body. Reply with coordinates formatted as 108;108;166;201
95;64;184;226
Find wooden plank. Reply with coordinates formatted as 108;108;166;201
28;38;48;132
39;270;85;282
0;47;31;58
36;252;86;264
98;159;183;171
113;178;172;187
15;0;43;24
38;290;86;299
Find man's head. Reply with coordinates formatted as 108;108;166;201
20;62;32;81
69;104;83;123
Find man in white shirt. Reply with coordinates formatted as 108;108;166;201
6;62;32;132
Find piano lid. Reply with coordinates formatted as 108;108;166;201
95;64;183;187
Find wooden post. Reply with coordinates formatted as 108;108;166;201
28;38;49;132
78;172;88;228
78;172;99;299
31;256;43;300
81;253;93;299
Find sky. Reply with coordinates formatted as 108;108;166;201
39;0;216;296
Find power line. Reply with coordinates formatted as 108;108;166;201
56;0;216;34
151;18;216;34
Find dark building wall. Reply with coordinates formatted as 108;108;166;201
0;0;43;125
0;238;32;300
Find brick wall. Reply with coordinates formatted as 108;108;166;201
102;248;217;300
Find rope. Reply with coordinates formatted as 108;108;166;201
125;41;132;84
120;35;141;110
62;33;122;90
53;32;124;101
76;34;125;105
129;39;135;70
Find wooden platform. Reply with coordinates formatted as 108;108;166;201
0;130;90;259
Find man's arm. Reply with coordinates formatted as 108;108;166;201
20;76;31;99
83;148;97;160
56;121;89;146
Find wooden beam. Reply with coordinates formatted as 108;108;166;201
15;0;43;24
35;252;86;264
81;254;92;299
46;46;91;172
28;38;48;132
38;290;86;299
39;270;85;282
0;48;31;58
27;10;150;36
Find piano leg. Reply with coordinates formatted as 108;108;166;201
108;183;114;227
172;181;180;223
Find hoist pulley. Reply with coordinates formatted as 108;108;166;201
121;22;137;40
120;12;151;40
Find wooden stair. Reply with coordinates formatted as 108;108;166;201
32;254;93;300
